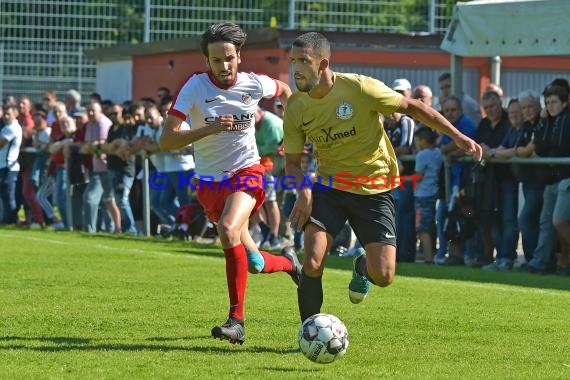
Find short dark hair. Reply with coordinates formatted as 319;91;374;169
32;110;47;119
292;32;331;59
414;126;437;145
481;90;502;105
543;85;569;103
3;104;19;113
442;95;463;111
438;72;451;83
201;23;247;57
550;78;569;94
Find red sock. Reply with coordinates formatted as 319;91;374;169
258;250;293;273
223;244;248;320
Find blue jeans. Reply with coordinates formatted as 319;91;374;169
394;183;416;261
435;199;448;257
528;182;558;270
150;185;175;224
519;182;544;262
166;170;192;206
108;170;137;234
491;180;519;262
0;169;19;224
83;172;114;233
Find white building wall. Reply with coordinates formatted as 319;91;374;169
96;60;133;103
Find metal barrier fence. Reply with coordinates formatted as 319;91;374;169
7;149;570;237
0;0;455;102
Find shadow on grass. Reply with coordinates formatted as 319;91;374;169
8;228;569;293
0;336;298;354
172;248;570;293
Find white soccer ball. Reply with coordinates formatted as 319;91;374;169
298;313;349;364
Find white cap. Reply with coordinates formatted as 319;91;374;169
392;78;412;92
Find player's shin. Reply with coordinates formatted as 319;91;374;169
297;270;323;322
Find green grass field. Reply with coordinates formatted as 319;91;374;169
1;228;570;379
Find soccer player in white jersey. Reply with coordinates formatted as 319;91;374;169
159;23;298;345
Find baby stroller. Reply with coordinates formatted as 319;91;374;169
443;189;477;244
159;201;215;241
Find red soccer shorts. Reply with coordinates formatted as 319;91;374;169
195;163;266;223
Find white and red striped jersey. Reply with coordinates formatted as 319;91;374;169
168;71;279;181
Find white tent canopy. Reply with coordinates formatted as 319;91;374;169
441;0;570;57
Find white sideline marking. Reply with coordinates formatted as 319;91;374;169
2;232;569;297
400;276;570;298
0;232;220;262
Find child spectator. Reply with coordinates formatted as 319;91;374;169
413;127;442;263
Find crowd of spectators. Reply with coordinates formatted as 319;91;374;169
0;72;569;275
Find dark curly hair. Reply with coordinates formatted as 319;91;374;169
201;23;247;57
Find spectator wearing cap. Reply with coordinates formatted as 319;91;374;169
392;78;412;99
388;78;416;262
65;89;82;116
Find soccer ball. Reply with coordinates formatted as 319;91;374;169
298;313;349;364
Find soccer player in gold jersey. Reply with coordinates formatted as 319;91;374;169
283;32;482;322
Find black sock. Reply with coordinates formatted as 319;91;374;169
297;270;323;322
356;254;377;285
259;222;270;241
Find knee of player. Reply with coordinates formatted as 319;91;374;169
303;257;324;277
217;218;241;241
369;268;395;287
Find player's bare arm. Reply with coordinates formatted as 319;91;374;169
398;97;483;161
159;114;234;151
285;152;312;231
276;80;292;108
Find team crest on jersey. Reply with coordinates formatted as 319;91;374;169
242;93;252;104
336;102;353;120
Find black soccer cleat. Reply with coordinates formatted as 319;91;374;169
211;317;245;345
281;246;302;286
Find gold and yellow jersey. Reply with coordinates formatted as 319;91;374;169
284;72;403;195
